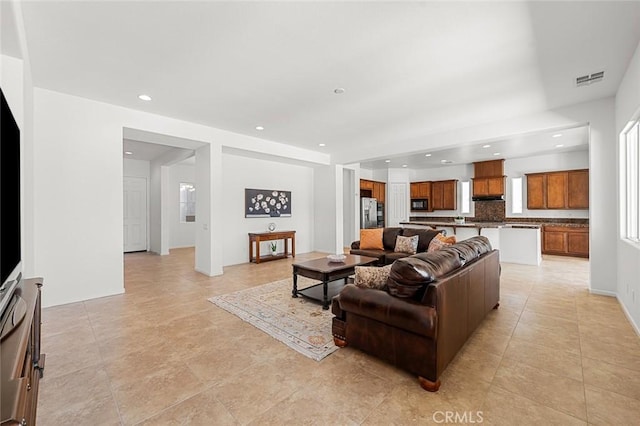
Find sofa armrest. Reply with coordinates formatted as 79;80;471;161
351;240;360;249
337;284;437;339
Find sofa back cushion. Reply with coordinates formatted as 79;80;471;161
382;227;403;250
387;249;462;298
401;228;443;253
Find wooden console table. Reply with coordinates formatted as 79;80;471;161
249;230;296;263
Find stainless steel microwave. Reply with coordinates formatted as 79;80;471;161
411;199;428;211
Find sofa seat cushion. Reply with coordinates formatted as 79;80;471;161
349;248;388;261
338;284;437;339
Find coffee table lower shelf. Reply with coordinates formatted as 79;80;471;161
295;279;348;307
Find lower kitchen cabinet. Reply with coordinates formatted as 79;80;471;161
542;225;589;258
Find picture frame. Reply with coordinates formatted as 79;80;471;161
245;188;292;217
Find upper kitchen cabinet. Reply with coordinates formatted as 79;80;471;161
431;179;457;210
360;179;374;191
567;169;589;209
526;169;589;210
373;181;386;204
361;179;385;204
473;176;505;197
410;181;431;198
472;159;505;197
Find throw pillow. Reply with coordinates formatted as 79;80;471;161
354;264;392;290
360;228;384;250
394;235;419;255
428;233;456;252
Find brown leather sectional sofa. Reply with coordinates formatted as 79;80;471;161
349;227;443;265
332;236;500;391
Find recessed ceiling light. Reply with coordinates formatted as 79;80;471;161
552;133;562;138
318;143;326;147
425;153;432;157
402;164;408;168
385;159;391;163
255;125;264;131
555;144;564;148
334;88;345;94
482;144;491;148
138;94;151;101
493;152;501;156
124;151;133;155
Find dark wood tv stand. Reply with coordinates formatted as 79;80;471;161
0;277;45;426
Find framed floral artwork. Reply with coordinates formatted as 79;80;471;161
245;189;292;217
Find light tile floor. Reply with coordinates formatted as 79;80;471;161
37;249;640;425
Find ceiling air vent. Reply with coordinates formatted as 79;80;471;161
576;71;604;87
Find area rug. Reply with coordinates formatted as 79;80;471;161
208;277;339;361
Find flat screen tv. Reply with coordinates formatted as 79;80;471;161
0;87;22;315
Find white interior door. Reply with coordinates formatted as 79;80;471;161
388;183;408;226
124;177;148;252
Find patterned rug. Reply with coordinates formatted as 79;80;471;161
208;277;339;361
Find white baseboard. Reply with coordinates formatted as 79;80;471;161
589;288;617;297
618;296;640;337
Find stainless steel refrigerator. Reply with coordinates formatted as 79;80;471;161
361;197;378;229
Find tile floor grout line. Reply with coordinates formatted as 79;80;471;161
84;299;127;426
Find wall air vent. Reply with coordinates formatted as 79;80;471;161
576;71;604;87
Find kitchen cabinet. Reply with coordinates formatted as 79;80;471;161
410;181;431;198
473;177;505;197
361;179;385;203
568;169;589;209
360;179;374;191
542;225;589;258
373;181;386;204
526;174;546;209
474;159;504;178
526;169;589;210
472;159;505;197
431;179;457;210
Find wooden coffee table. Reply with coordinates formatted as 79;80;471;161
292;254;378;309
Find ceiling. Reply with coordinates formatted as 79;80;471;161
361;125;589;169
8;2;640;167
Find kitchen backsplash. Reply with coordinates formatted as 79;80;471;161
474;200;506;222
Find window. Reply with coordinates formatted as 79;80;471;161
180;183;196;223
460;181;470;214
622;119;640;242
511;177;523;214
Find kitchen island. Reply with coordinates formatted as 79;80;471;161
400;220;542;265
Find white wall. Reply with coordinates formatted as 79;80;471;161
221;153;315;266
123;158;150;178
313;165;338;253
169;163;196;248
32;88;327;307
615;39;640;332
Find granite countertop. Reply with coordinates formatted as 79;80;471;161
404;218;589;229
400;220;541;229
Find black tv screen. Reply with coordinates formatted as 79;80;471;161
1;88;21;286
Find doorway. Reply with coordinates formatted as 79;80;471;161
123;176;148;252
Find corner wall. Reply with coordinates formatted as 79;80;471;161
32;88;326;307
615;39;640;332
